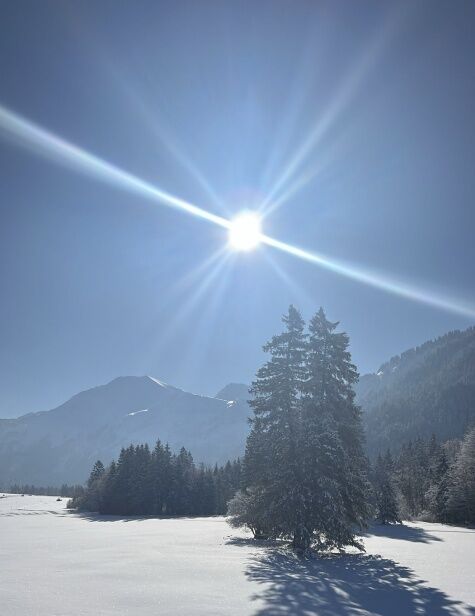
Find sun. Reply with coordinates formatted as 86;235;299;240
228;211;262;251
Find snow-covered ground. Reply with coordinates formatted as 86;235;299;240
1;494;474;615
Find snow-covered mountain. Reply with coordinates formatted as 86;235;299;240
0;376;250;486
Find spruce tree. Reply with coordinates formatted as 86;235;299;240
377;479;401;524
373;453;400;524
83;459;106;511
100;460;118;514
243;305;307;542
446;426;475;524
238;305;370;551
172;448;194;515
301;307;370;550
413;437;429;513
87;460;105;488
427;448;450;522
160;443;174;515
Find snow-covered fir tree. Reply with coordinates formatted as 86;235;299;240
237;305;370;552
300;307;370;550
426;448;450;522
242;305;307;542
373;453;400;524
446;426;475;524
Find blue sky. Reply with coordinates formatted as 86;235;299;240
1;0;474;417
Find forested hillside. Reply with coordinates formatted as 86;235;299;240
357;327;475;456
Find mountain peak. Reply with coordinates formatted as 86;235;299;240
146;376;169;388
215;383;249;401
0;375;250;486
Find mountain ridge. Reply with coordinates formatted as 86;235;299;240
0;375;250;487
2;326;475;486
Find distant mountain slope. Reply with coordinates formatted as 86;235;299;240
215;383;249;401
0;377;250;486
3;327;475;486
357;327;475;455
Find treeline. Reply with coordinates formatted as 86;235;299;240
371;426;475;525
70;440;241;517
9;484;84;498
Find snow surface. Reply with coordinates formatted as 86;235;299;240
1;494;474;615
127;409;149;416
147;376;168;388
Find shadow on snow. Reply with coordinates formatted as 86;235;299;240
241;548;474;616
69;511;220;523
363;522;443;543
227;522;446;549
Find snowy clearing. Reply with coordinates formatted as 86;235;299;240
1;494;474;615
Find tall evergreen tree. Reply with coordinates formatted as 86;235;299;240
243;305;307;542
238;305;370;551
160;444;174;515
427;448;450;522
82;459;106;511
373;453;400;524
87;460;105;488
301;307;370;550
100;460;119;514
173;448;195;515
446;426;475;524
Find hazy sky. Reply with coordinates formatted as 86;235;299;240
1;1;474;417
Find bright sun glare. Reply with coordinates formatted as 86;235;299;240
228;212;262;251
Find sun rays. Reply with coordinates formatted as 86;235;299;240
1;101;474;321
0;104;230;230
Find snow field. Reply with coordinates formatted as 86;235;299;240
1;494;474;615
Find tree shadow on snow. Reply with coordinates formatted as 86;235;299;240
363;523;443;543
244;549;475;616
70;511;219;523
0;508;66;518
226;536;284;549
70;511;151;523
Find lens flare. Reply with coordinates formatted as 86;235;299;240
261;235;475;320
1;104;474;320
0;104;229;230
